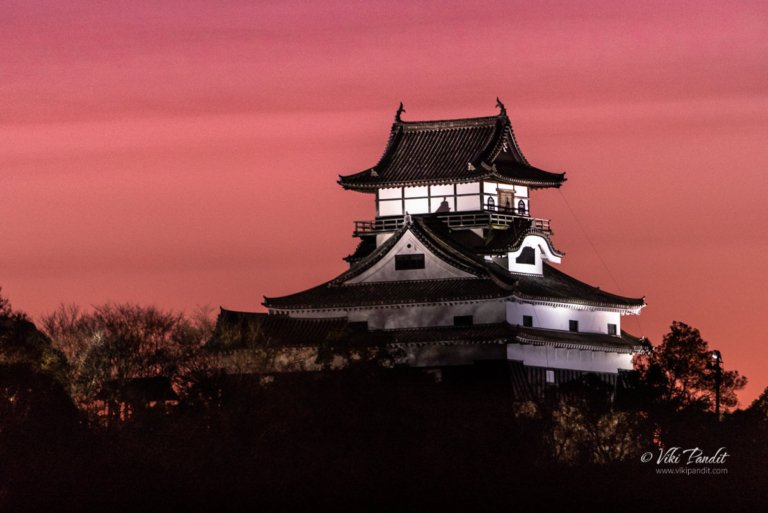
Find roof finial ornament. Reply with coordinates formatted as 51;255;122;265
495;97;507;116
395;102;406;122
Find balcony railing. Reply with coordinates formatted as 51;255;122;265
353;207;552;236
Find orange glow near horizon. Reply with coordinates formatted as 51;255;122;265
1;0;767;403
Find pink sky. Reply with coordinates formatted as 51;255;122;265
1;0;767;403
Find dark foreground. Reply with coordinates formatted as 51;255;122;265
2;368;766;513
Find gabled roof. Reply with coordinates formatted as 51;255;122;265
338;103;566;191
264;217;511;311
264;217;644;312
333;216;489;285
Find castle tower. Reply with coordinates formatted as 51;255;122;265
214;101;646;391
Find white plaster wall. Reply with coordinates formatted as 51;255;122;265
404;186;428;198
456;182;480;195
506;343;633;373
346;229;475;283
379;187;402;199
430;184;454;197
506;235;561;275
483;182;530;214
506;301;621;334
483;182;528;198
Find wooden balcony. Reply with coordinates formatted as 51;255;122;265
353;208;552;236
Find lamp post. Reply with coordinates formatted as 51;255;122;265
712;350;722;420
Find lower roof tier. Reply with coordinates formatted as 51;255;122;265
263;264;643;312
211;311;643;355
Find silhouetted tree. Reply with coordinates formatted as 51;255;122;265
42;303;215;424
0;288;68;381
0;289;86;512
634;321;746;413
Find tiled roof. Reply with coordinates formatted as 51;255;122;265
338;110;565;191
344;237;377;263
513;264;646;310
512;326;643;353
264;217;643;312
264;278;509;310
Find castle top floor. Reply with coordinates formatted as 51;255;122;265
338;100;566;194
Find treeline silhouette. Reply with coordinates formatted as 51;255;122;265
1;288;766;512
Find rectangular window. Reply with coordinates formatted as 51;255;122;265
378;199;403;217
395;253;425;270
431;196;455;213
608;323;617;336
404;197;430;214
523;315;533;327
455;194;481;212
545;369;555;384
453;315;474;326
569;320;579;332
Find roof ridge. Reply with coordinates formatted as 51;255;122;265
397;114;501;130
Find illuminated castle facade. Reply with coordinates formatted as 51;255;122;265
214;101;645;390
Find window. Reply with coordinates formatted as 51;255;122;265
518;199;527;216
523;315;533;327
516;247;535;265
608;323;617;336
453;315;473;326
395;253;425;270
569;320;579;332
545;369;555;384
486;196;495;211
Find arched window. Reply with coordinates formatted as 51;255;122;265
486;196;495;211
518;199;527;216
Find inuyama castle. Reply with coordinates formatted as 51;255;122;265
213;100;646;393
